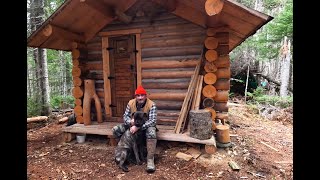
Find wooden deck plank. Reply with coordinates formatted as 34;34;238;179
62;122;216;145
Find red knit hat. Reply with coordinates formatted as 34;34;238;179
135;85;147;95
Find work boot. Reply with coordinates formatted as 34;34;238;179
146;139;157;173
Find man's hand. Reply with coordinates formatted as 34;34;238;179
130;125;140;134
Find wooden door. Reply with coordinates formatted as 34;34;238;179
109;35;137;117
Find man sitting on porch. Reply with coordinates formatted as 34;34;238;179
112;85;158;173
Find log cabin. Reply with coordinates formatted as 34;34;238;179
27;0;273;153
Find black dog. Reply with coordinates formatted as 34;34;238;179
114;111;147;172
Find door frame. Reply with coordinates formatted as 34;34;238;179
99;29;142;117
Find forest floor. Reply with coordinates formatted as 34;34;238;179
27;101;293;180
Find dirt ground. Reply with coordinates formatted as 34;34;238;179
27;104;293;180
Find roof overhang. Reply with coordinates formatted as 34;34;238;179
27;0;273;52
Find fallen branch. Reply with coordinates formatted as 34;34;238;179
260;141;279;152
27;116;48;123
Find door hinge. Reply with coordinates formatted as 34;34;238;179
109;104;116;107
133;49;139;53
108;76;115;79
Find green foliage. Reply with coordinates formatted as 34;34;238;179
27;97;42;117
247;87;293;108
50;95;75;109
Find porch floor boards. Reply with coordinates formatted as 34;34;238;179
62;121;216;145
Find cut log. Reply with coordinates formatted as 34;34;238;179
74;105;83;117
72;49;80;59
72;66;82;77
73;76;82;87
202;97;215;108
75;98;82;106
189;109;213;140
205;49;218;62
72;59;80;67
215;67;231;79
204;72;217;85
213;78;230;90
202;84;217;98
215;124;231;143
205;144;217;154
205;0;224;16
27;116;48;123
76;115;84;123
72;86;84;99
204;61;218;72
204;37;218;49
214;90;229;102
83;79;103;125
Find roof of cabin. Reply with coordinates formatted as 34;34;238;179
27;0;273;52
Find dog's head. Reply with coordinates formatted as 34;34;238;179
132;111;147;127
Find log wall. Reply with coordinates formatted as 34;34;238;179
72;10;211;125
200;28;230;130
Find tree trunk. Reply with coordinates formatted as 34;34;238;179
279;36;291;97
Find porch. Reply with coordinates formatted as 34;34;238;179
61;121;217;154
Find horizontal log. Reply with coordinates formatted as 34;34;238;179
157;117;177;126
143;81;189;89
142;46;202;58
213;79;230;90
216;44;229;55
141;28;204;39
215;32;229;44
141;59;198;69
157;110;180;117
148;92;186;101
142;71;194;79
142;36;204;49
214;55;230;68
27;116;48;123
204;61;218;72
214;102;228;112
215;67;231;79
205;0;224;16
214;90;229;102
154;100;182;110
